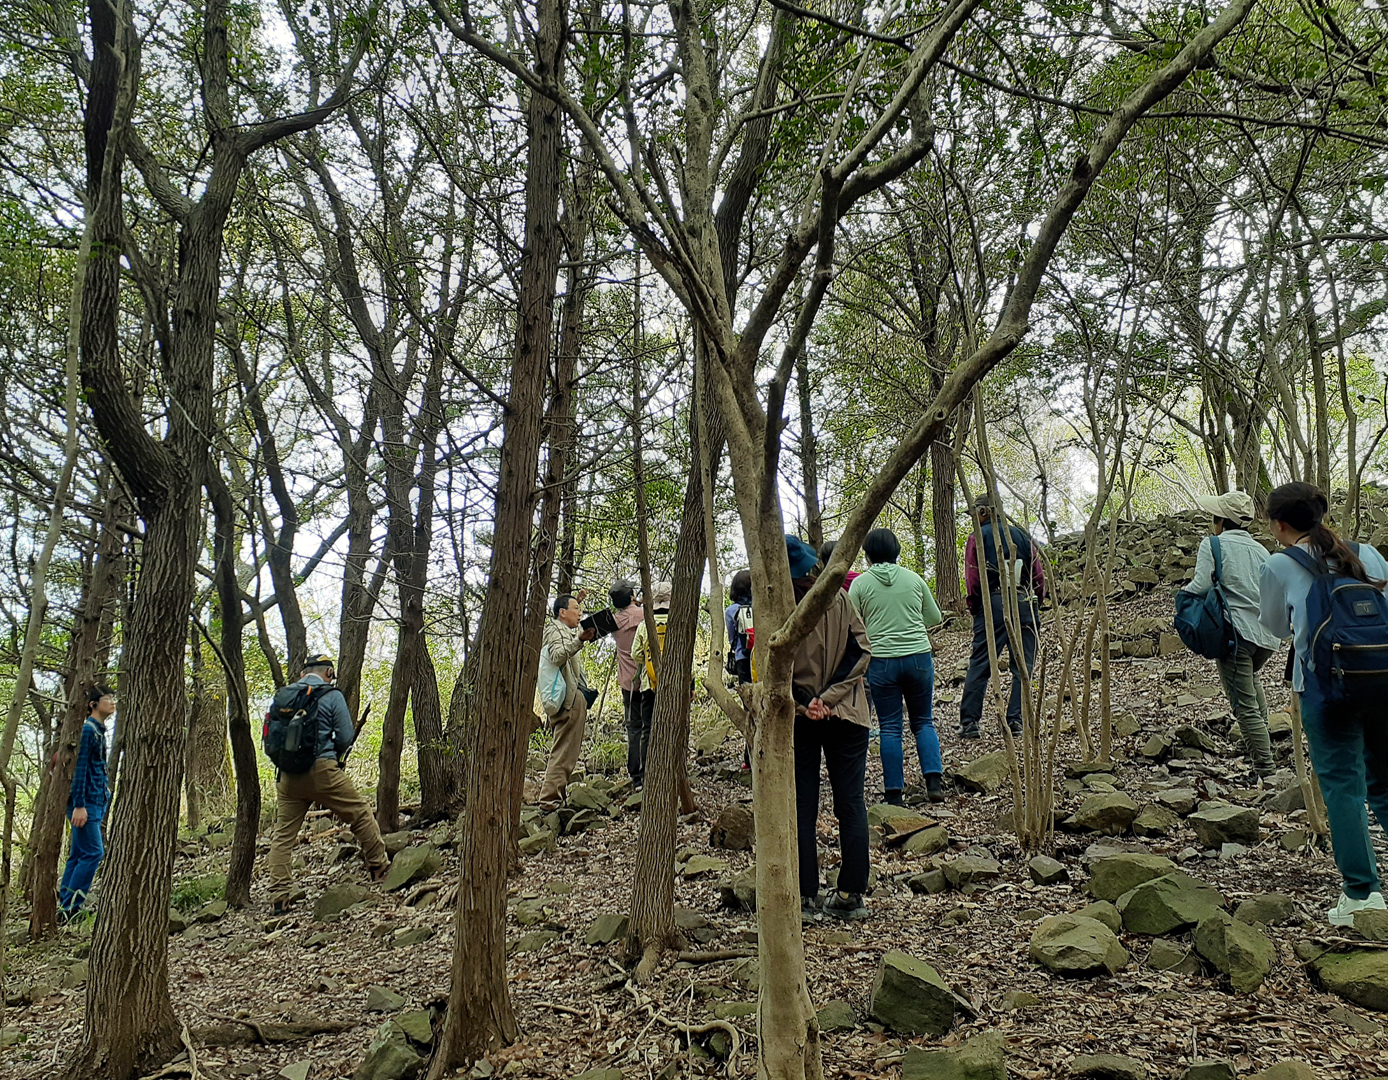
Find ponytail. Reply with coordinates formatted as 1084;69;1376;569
1267;482;1382;586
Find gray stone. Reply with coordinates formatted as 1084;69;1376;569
395;1009;433;1045
390;926;434;948
1133;805;1179;838
1312;949;1388;1010
907;869;948;895
999;990;1042;1010
353;1022;425;1080
1327;1005;1381;1033
1069;1054;1148;1080
585;913;630;945
901;1032;1005;1080
719;867;757;911
1174;725;1220;752
952;751;1011;794
1115;713;1143;737
942;856;1001;889
868;949;956;1035
1088;853;1177;902
1117;873;1225;935
509;930;559;954
1193;912;1276;992
709;804;754;850
565;783;610;811
1069;793;1138;835
1247;1064;1318;1080
365;986;406;1013
680;854;729;878
1266;785;1306;813
1028;855;1069;885
279;1063;312;1080
194;899;228;924
1142;734;1173;760
1353;909;1388;941
816;999;855;1032
1146;938;1199;974
315;882;369;922
693;721;732;756
384;845;442;892
1029;914;1128;976
1279;829;1310;852
674;907;707;930
380;831;411;855
1188;804;1260;848
1075;901;1122;934
868;802;924;828
904;824;950;856
1179;1063;1235;1080
1156;788;1199;815
1234;893;1298;926
169;908;190;934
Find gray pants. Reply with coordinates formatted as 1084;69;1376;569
1215;640;1275;775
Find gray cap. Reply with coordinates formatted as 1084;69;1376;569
1195;490;1256;524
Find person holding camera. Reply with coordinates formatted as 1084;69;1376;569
539;594;597;810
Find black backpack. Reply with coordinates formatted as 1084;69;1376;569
263;683;338;774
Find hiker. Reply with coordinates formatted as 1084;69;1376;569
848;528;945;805
785;534;874;921
1260;482;1388;926
818;540;861;591
539;595;597;809
58;684;115;919
1180;490;1281;777
609;579;648;787
628;581;673;789
725;570;754;774
958;496;1047;739
265;653;389;914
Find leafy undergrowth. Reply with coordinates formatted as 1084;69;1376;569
5;596;1388;1079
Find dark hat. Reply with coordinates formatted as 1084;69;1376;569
302;652;335;669
785;534;820;579
972;494;994;512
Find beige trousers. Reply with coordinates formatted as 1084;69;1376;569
268;758;389;900
538;695;588;809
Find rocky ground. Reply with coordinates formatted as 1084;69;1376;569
4;594;1388;1080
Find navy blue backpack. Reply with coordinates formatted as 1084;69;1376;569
1280;543;1388;704
1174;536;1237;661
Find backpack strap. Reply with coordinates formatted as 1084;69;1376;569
1279;545;1325;576
1210;535;1223;584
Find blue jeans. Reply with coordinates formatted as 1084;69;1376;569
868;652;940;790
1300;689;1388;899
794;717;869;898
959;594;1038;732
59;813;105;913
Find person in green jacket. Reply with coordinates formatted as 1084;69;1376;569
848;528;945;804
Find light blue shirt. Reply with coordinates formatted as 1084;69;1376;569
1182;530;1283;651
1258;540;1388;691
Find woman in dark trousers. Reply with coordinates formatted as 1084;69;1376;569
785;534;874;921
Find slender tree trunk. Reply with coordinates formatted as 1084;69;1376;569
412;633;450;821
186;620;206;830
429;0;566;1066
796;352;823;548
931;436;962;612
377;626;417;831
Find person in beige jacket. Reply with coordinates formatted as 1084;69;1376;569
784;534;874;922
539;594;595;809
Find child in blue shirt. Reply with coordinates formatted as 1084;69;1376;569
59;684;115;918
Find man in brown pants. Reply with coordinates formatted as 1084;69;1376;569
539;595;595;810
266;653;390;914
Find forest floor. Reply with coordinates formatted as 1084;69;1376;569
5;596;1388;1080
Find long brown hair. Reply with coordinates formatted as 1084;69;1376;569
1266;482;1380;585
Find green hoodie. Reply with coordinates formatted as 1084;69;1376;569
848;562;943;659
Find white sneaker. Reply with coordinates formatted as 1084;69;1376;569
1327;890;1387;927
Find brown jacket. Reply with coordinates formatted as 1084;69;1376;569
792;587;872;727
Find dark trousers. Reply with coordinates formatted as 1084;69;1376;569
59;813;105;913
1300;689;1388;899
794;716;869;899
624;687;654;785
959;594;1038;731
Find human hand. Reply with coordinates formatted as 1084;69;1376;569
806;698;830;720
576;588;590;602
579;627;596;642
71;807;88;829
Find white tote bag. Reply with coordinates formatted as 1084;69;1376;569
537;647;567;718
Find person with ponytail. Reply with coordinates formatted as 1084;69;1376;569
1260;481;1388;926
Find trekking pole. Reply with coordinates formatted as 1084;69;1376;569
340;702;371;768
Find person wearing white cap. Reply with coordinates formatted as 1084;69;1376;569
628;580;673;788
1180;489;1282;776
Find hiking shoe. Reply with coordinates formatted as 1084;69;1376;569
270;900;292;917
801;895;820;923
957;725;980;740
1007;722;1023;738
822;891;867;921
882;788;904;807
925;773;945;803
369;863;390;884
1328;890;1386;927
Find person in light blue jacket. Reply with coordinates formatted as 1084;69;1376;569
1260;482;1388;927
1180;490;1282;776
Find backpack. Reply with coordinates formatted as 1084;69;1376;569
1174;535;1237;661
645;619;669;688
263;683;338;774
1281;544;1388;704
537;646;567;718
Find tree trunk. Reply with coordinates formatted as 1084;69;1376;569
628;360;719;974
186;621;207;831
931;436;962;612
412;633;450;822
796;352;822;549
376;625;416;832
428;0;566;1066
